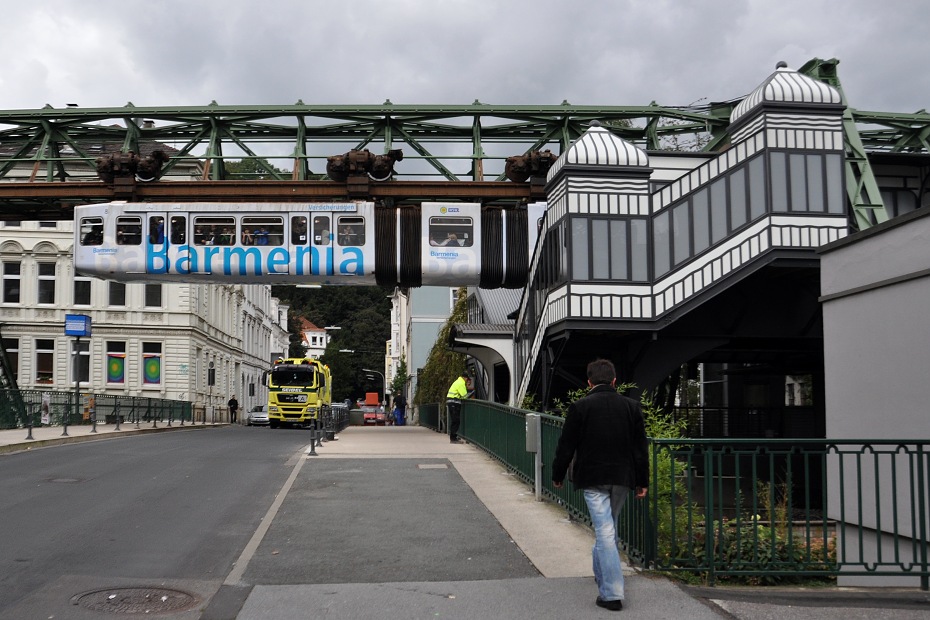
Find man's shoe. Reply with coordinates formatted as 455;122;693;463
595;597;622;611
450;438;463;444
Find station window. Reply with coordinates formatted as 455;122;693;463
337;216;366;246
428;216;472;247
242;216;284;246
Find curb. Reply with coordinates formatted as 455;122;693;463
0;423;223;455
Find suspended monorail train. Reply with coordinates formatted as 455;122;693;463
74;201;545;288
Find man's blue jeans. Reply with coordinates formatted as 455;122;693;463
583;485;630;601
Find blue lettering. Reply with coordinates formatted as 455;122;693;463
146;244;168;274
339;247;364;275
268;248;288;274
203;246;221;274
144;243;366;280
295;246;312;276
224;247;263;275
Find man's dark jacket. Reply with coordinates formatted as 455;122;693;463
551;384;649;490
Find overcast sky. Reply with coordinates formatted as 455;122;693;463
1;1;926;115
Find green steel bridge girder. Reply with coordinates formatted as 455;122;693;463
0;59;929;229
0;103;744;185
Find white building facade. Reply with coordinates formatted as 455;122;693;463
1;220;289;420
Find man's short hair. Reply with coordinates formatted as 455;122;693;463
586;359;616;386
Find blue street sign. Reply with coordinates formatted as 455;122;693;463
64;314;92;337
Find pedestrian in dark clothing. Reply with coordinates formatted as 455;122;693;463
551;359;649;612
228;396;239;424
394;393;407;426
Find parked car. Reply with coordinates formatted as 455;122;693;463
247;404;270;426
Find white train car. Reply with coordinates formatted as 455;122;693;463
74;201;546;288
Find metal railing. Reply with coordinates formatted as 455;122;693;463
433;400;930;589
0;389;193;430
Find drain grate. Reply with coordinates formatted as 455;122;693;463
417;463;449;469
73;587;199;615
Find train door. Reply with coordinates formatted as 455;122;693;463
144;212;171;277
421;202;481;285
166;214;189;275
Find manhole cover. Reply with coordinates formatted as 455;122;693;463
73;587;199;614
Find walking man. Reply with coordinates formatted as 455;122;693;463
445;373;469;443
551;359;648;612
227;395;239;424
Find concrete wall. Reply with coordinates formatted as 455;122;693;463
819;207;930;586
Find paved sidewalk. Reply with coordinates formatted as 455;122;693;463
3;422;928;619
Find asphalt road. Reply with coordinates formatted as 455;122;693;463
3;425;928;620
0;425;312;618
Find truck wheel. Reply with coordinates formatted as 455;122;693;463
270;419;280;429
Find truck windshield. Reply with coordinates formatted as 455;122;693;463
271;369;317;387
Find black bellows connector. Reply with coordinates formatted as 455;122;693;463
375;207;397;287
480;209;503;288
504;208;528;288
399;207;422;288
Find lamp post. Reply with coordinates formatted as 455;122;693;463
362;368;386;403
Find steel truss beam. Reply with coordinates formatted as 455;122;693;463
0;58;927;226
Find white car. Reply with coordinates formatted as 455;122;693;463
247;405;270;426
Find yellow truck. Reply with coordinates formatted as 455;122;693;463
267;357;332;428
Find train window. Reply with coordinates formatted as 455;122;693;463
170;216;186;244
337;216;365;246
116;216;142;245
313;216;331;245
428;216;473;247
292;216;308;244
149;216;166;244
243;216;284;246
193;216;236;246
80;217;104;246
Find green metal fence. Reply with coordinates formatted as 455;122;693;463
441;400;929;588
0;389;193;429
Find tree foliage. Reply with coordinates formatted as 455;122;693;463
413;288;468;405
224;157;286;180
272;285;393;402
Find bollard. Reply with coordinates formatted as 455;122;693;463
307;424;318;456
25;403;36;441
114;401;122;431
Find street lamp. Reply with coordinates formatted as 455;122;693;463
362;368;386;402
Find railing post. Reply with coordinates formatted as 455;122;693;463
704;444;716;586
525;413;542;501
918;444;928;591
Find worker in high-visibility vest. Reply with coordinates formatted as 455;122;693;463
445;373;469;443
